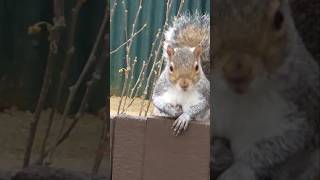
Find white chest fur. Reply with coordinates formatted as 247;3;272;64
161;86;201;112
213;76;294;156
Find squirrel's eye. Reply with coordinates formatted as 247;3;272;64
273;10;284;30
169;65;174;72
195;64;199;72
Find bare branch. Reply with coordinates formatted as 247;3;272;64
50;4;109;159
117;0;144;114
110;24;147;55
23;0;65;168
139;0;174;116
176;0;185;18
39;0;86;165
110;0;118;23
35;33;109;165
122;58;137;113
124;28;160;111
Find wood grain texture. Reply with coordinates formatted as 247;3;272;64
112;115;210;180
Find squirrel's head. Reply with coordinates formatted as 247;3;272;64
213;0;289;94
166;45;202;91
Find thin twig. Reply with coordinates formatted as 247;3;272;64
115;0;129;114
22;0;65;168
176;0;185;18
94;6;110;175
117;0;144;114
124;28;161;111
126;0;143;59
39;0;86;165
122;0;128;47
121;57;137;113
144;0;184;116
91;113;110;174
110;0;118;23
110;24;147;55
51;4;109;159
145;57;164;116
139;0;173;116
36;33;109;165
91;49;110;173
145;28;161;68
124;61;146;110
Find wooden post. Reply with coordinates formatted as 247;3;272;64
112;115;210;180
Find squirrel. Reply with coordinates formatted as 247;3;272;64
152;12;210;136
213;0;319;180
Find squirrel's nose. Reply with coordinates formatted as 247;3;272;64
179;80;189;90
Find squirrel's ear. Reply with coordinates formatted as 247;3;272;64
268;0;284;30
167;46;175;58
193;46;202;61
268;0;281;15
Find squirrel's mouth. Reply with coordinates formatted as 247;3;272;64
225;76;253;94
179;85;190;91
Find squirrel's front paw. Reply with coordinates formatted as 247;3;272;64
165;104;183;117
172;114;191;136
217;163;256;180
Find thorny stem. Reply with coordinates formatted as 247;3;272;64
23;0;65;168
110;0;118;23
176;0;185;18
91;112;110;174
145;57;164;116
122;0;128;46
126;0;143;58
50;4;109;159
115;0;129;114
145;0;185;115
139;0;174;116
36;33;109;165
117;70;128;115
144;0;185;116
117;0;144;114
91;43;110;173
122;58;137;113
110;24;147;55
145;29;161;68
39;0;86;165
124;61;146;110
124;28;160;111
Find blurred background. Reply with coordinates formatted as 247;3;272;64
0;0;109;179
0;0;107;112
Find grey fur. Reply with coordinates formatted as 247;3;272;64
213;0;319;179
152;64;209;119
152;12;210;127
164;12;210;76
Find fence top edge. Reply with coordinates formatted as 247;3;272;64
112;114;209;126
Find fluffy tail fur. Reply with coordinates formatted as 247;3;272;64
164;12;210;63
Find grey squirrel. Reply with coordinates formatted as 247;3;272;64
153;0;320;180
213;0;319;180
152;13;210;135
152;2;319;179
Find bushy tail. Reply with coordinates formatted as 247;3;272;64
164;11;210;63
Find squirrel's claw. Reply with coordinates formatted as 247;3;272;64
172;115;190;136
